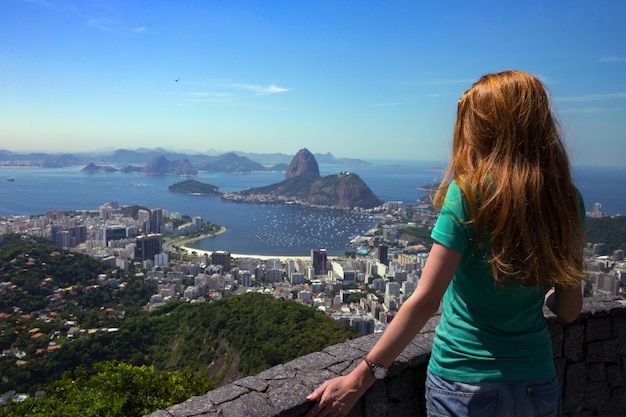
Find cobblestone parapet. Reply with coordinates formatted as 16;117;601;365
146;296;626;417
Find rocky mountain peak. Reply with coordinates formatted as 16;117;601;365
285;148;320;180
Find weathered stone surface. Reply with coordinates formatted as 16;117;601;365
586;317;612;342
613;315;626;338
583;381;611;411
563;361;586;413
221;391;274;417
588;340;618;363
267;379;310;412
295;368;338;391
204;384;249;406
256;364;297;381
327;360;351;375
323;342;367;362
287;351;339;371
611;386;626;409
564;323;585;361
588;363;607;381
606;364;624;389
548;319;564;358
145;411;172;417
362;381;389;417
234;376;268;392
166;395;218;417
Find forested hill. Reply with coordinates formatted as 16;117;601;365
0;235;358;395
586;216;626;253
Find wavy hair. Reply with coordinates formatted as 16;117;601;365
434;70;584;287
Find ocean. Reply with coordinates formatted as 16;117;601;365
0;161;624;256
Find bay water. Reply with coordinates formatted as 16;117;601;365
0;161;623;256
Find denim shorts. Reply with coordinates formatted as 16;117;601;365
425;371;563;417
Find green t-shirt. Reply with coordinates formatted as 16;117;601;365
428;181;582;382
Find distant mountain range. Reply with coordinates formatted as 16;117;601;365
3;147;380;208
0;148;371;173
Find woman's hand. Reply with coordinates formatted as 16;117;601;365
305;369;371;417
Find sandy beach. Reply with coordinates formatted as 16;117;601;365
170;226;336;262
179;248;314;263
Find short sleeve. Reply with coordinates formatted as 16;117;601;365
431;181;472;254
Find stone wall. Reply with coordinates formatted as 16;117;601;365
146;296;626;417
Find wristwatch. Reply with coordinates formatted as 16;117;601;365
364;357;388;380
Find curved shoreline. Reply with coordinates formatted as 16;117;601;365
180;248;314;262
165;226;227;249
172;228;319;261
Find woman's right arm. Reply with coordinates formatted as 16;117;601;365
545;284;582;323
304;242;461;417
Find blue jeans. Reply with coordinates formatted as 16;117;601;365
425;371;563;417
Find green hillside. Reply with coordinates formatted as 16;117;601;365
0;235;358;396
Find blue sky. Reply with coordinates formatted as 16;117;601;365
1;0;625;166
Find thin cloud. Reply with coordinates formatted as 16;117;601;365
598;56;626;63
554;92;626;103
86;18;117;33
232;84;290;95
87;19;153;35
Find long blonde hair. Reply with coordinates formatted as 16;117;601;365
434;70;584;287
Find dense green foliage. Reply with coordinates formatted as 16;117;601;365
241;172;319;197
240;172;382;208
45;294;358;380
397;225;434;247
0;362;212;417
168;179;222;196
585;216;626;253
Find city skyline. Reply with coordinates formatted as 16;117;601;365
1;0;625;167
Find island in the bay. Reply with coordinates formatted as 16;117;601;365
168;148;383;209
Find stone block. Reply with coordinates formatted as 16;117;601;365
324;341;367;362
363;381;389;417
204;384;248;406
294;368;337;391
554;357;566;385
587;340;618;363
587;363;606;381
606;364;624;389
583;381;610;411
257;364;297;381
166;395;218;417
563;361;586;413
564;323;585;361
287;350;339;371
267;379;310;414
145;412;173;417
548;321;564;358
586;318;612;342
221;391;275;417
610;386;626;409
235;376;268;392
612;315;626;338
